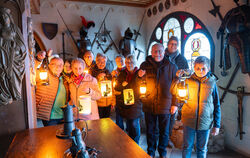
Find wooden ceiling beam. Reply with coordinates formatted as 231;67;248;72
67;0;160;8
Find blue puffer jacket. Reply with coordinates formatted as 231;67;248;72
139;56;178;114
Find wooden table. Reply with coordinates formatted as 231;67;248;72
5;118;150;158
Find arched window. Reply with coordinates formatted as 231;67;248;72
148;12;215;72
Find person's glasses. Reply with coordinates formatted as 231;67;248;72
169;43;177;46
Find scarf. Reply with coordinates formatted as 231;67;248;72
126;67;138;82
71;74;84;86
165;49;180;64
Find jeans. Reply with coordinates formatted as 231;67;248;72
42;119;63;126
126;118;141;144
116;109;125;130
182;126;210;158
145;113;171;157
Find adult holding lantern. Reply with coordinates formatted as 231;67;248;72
115;55;142;144
138;43;178;158
69;58;101;120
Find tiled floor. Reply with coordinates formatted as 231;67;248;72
138;133;248;158
109;112;249;158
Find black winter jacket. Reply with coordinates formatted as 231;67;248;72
115;68;143;119
139;56;178;114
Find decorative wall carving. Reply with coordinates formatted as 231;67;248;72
0;7;27;105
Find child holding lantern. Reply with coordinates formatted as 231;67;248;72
172;56;221;158
114;55;142;144
91;53;114;118
69;58;101;120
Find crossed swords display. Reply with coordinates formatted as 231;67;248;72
209;0;250;140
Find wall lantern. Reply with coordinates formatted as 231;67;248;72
100;80;112;97
123;89;134;105
78;95;92;115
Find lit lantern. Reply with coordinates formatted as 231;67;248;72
176;79;189;102
140;81;147;97
38;57;49;85
78;95;92;115
123;89;134;105
84;69;89;74
100;80;112;97
112;78;117;88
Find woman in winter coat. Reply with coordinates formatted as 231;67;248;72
69;58;101;120
115;54;143;144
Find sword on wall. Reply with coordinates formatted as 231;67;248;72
57;9;81;54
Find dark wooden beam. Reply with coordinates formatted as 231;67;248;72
67;0;160;8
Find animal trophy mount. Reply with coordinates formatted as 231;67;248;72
0;7;27;105
77;16;95;58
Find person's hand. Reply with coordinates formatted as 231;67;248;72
138;69;146;77
170;106;178;114
82;88;91;94
211;127;220;136
47;48;53;57
111;70;118;77
176;69;185;77
36;51;46;61
122;81;128;87
97;73;106;81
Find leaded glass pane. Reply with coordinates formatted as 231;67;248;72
184;33;211;70
184;17;194;33
163;18;181;51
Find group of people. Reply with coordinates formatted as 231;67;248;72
35;36;221;158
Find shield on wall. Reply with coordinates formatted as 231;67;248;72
42;23;58;40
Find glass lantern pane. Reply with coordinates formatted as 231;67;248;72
163;18;181;51
184;33;211;70
148;41;158;55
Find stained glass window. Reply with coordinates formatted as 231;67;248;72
184;33;211;70
147;11;215;72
